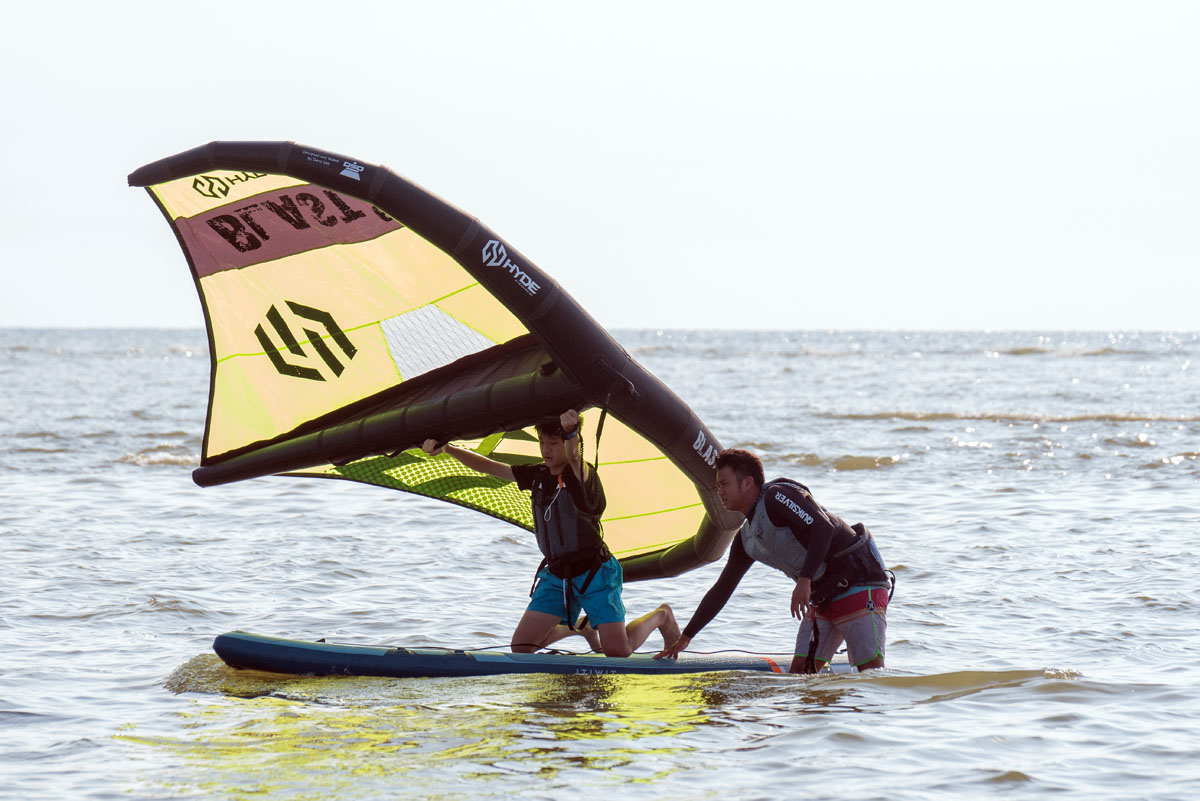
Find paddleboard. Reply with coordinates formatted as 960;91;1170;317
212;631;828;677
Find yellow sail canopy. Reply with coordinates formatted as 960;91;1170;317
131;142;739;579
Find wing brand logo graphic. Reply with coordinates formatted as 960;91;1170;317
482;239;541;296
692;429;718;467
203;189;395;255
193;172;268;199
340;161;364;180
254;302;358;381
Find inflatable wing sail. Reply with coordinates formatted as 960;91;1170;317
129;142;739;580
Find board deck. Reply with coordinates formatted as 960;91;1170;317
212;631;820;677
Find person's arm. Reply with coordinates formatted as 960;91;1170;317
422;439;515;482
655;536;754;659
560;459;605;515
560;409;585;482
557;409;605;513
764;483;840;619
764;482;835;580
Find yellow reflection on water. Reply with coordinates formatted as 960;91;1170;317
118;655;753;798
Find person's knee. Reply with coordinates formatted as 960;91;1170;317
657;603;674;619
597;622;633;657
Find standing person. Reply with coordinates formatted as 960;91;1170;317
422;409;680;657
656;449;891;673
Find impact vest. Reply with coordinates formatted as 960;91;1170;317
739;481;830;583
530;469;608;578
741;481;887;604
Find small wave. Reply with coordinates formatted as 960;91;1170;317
832;454;900;471
0;709;62;731
983;771;1033;784
1143;452;1199;469
988;345;1151;358
850;668;1078;700
785;453;901;470
164;654;361;700
1104;435;1157;448
628;345;678;357
13;431;70;441
146;596;201;612
797;349;867;358
1078;347;1137;357
164;654;281;697
119;448;199;467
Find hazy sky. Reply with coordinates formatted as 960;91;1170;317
3;1;1197;330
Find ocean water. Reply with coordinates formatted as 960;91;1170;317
1;328;1198;800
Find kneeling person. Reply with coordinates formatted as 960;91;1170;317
423;409;678;657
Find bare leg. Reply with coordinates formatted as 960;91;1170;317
790;655;883;673
624;604;680;651
510;610;562;653
788;654;827;674
540;620;602;652
596;621;633;657
596;604;680;658
790;616;846;674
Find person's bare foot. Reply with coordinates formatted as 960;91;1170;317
578;615;602;652
658;604;681;647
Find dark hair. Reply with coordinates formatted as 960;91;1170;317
535;414;583;439
534;419;563;439
715;448;764;487
535;415;585;463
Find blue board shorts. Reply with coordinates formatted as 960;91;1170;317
528;555;625;626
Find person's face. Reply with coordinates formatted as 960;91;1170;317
715;466;757;514
540;433;568;472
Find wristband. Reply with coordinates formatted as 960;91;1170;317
562;428;579;440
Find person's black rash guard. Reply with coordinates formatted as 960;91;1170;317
680;480;858;639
